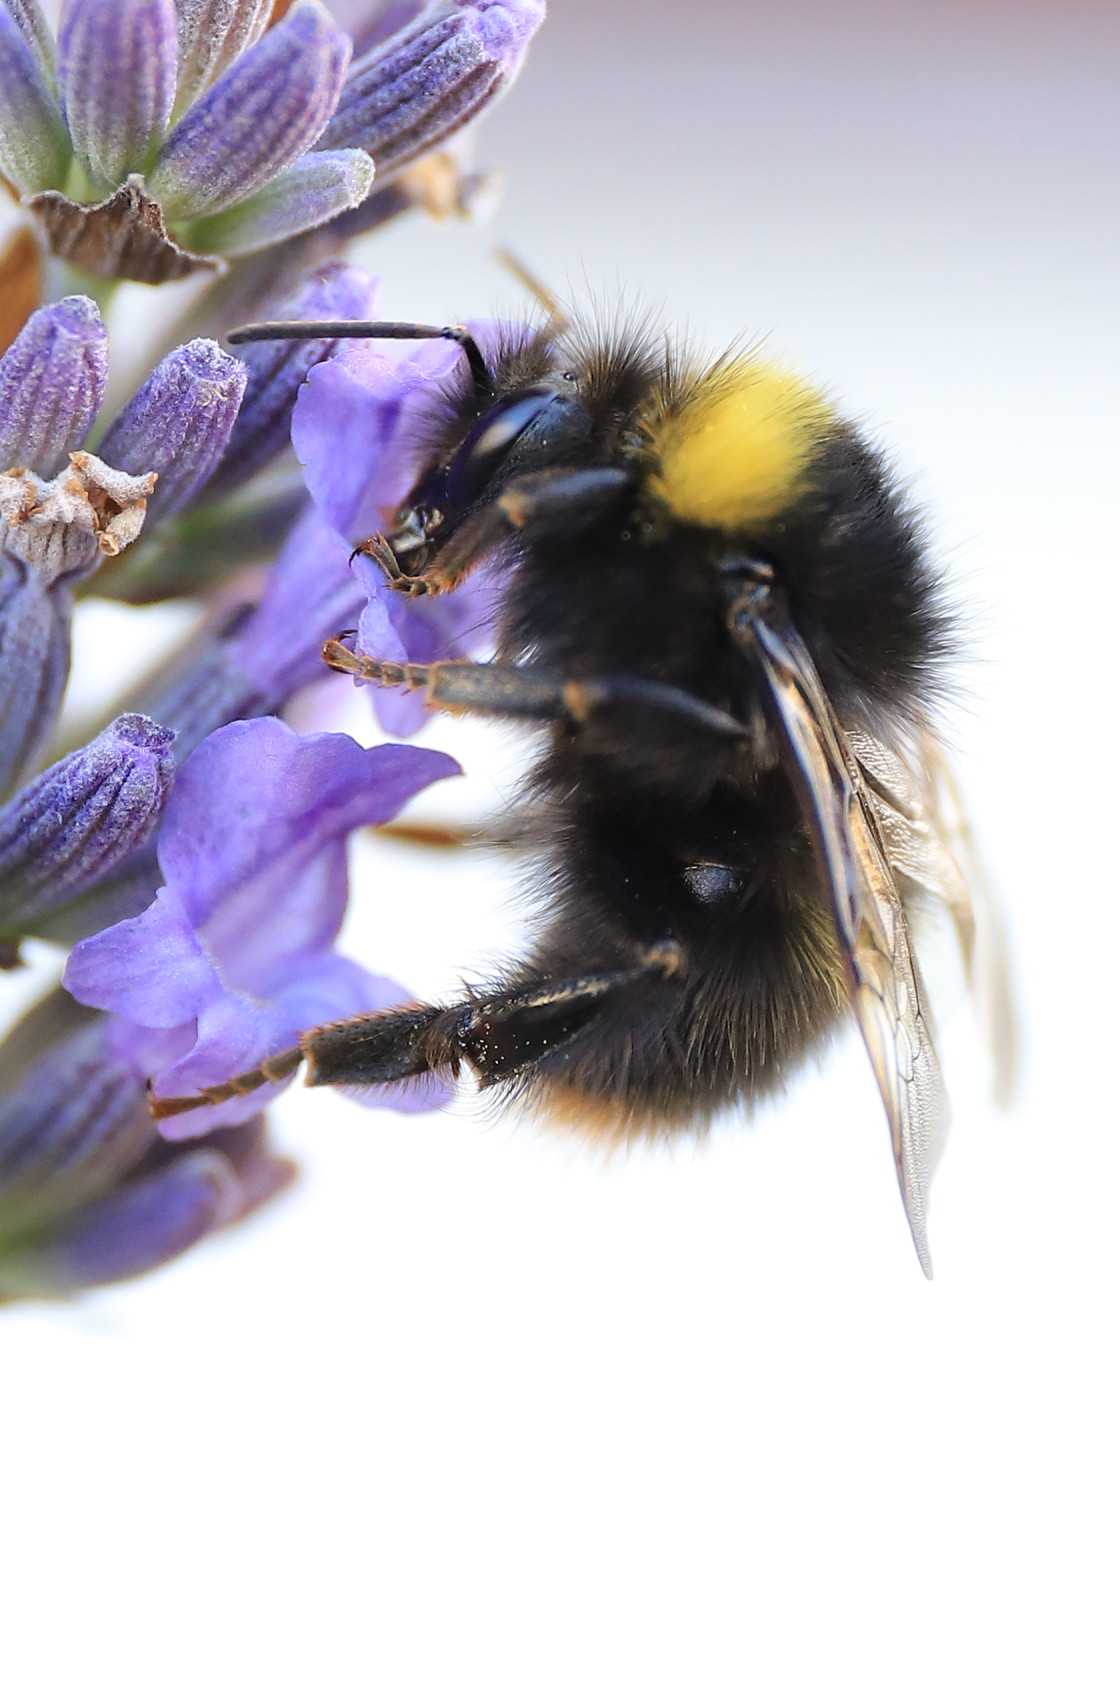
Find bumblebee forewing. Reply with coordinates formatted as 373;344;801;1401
748;618;950;1277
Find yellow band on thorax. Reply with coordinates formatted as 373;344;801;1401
649;360;836;530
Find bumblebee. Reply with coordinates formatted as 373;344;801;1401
157;305;1007;1275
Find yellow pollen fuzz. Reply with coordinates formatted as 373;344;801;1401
650;360;836;529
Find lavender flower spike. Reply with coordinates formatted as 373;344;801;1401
98;338;247;523
320;0;546;180
0;713;176;936
58;0;178;195
0;2;70;194
0;294;108;476
65;717;461;1134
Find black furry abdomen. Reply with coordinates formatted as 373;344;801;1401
504;773;846;1137
480;405;945;1136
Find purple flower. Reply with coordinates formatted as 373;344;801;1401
290;321;511;733
204;259;383;502
142;502;369;760
64;716;460;1135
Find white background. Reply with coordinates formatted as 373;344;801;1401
3;2;1118;1680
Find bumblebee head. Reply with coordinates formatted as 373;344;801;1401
386;371;593;571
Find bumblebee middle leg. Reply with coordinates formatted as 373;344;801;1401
323;643;750;741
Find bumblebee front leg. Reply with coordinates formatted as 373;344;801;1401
150;944;681;1118
323;644;750;741
366;466;633;598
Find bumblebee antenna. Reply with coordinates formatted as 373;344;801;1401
227;319;492;396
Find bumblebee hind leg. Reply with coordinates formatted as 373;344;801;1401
150;946;680;1117
306;943;681;1089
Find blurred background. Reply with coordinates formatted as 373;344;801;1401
5;2;1119;1680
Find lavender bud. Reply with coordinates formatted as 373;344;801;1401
0;1021;151;1242
173;0;272;112
0;713;176;933
0;3;70;194
150;2;350;222
0;558;71;799
0;296;108;477
97;339;247;521
0;1001;295;1294
205;261;381;501
184;146;375;256
319;0;545;179
4;1;57;86
1;1149;242;1294
58;0;179;194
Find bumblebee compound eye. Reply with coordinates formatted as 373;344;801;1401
444;384;583;508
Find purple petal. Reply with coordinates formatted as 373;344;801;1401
205;262;381;502
185;147;375;255
353;560;409;667
348;550;502;738
135;505;368;760
150;0;350;221
64;719;459;1133
0;4;70;194
0;295;107;478
0;712;175;930
97;338;247;521
64;884;222;1027
58;0;178;193
291;334;460;540
152;955;407;1135
158;717;459;935
221;505;365;702
319;0;546;179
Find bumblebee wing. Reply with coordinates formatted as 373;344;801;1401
914;737;1019;1109
851;728;1019;1110
848;728;973;949
749;618;949;1277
